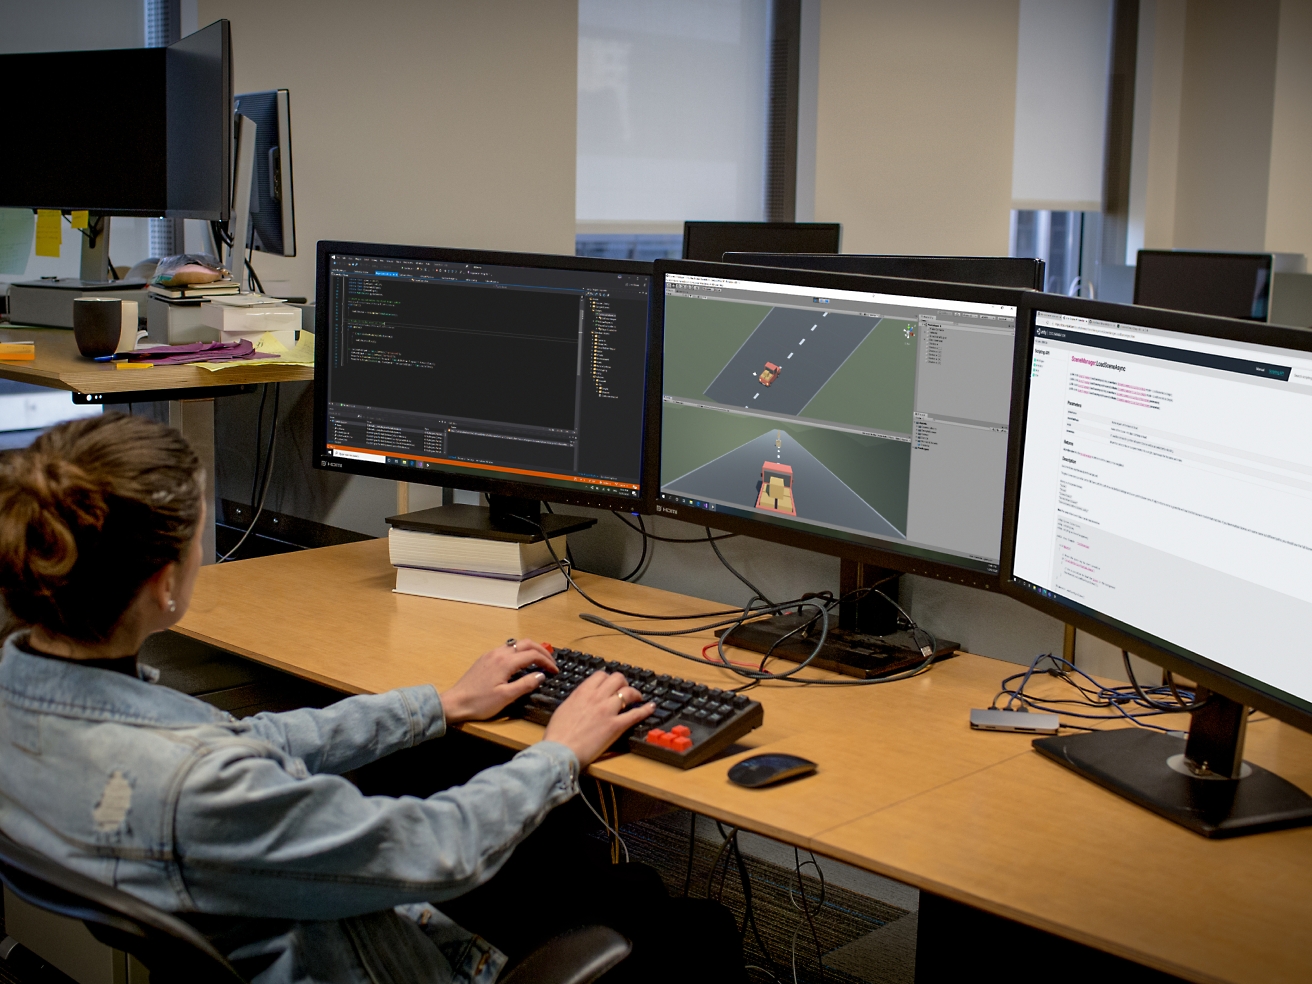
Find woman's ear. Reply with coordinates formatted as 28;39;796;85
144;561;180;620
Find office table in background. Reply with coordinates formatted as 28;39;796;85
175;538;1312;984
0;325;314;560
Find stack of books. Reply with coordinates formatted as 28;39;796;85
389;524;569;608
147;278;241;302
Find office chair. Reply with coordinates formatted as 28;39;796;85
0;830;630;984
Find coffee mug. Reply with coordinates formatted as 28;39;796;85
73;297;140;358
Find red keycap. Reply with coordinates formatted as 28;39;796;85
672;736;693;752
543;643;555;654
645;729;666;744
671;725;691;738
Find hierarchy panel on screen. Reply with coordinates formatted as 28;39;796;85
321;254;650;501
658;273;1017;572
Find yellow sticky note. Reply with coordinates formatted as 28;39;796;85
70;210;89;230
35;209;61;258
115;361;154;370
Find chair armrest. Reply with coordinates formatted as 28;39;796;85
499;926;631;984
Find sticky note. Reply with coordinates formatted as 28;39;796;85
115;362;153;370
70;210;89;229
0;341;35;361
35;209;61;258
0;209;35;275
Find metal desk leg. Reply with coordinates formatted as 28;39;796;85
169;398;216;564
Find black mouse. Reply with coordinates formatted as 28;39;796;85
728;754;817;788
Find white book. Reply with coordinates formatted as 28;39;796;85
393;565;567;609
387;527;567;576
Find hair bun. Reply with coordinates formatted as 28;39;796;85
0;449;108;588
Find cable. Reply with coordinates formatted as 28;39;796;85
709;528;773;605
250;384;269;510
611;511;737;543
218;383;280;562
704;826;737;899
1123;650;1207;712
789;847;826;984
581;781;629;864
245;246;265;293
682;812;697;897
617;513;649;582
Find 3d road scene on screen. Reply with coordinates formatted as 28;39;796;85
663;429;905;541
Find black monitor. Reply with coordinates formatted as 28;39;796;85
0;20;231;220
724;252;1046;290
234;89;295;256
682;222;841;262
1001;292;1312;837
1134;250;1273;321
647;260;1025;590
313;243;653;534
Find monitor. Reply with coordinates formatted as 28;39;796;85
0;20;231;220
313;243;653;532
233;89;295;256
682;222;841;262
1134;250;1273;321
723;252;1046;290
1001;292;1312;836
647;260;1024;588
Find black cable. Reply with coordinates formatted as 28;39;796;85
705;826;736;899
709;527;773;605
729;829;775;971
1123;651;1207;712
792;847;825;983
618;513;649;582
611;511;736;543
250;384;269;509
219;383;280;562
681;812;697;897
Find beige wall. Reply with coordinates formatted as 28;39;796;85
1172;0;1280;251
198;0;578;300
1266;0;1312;259
813;0;1020;256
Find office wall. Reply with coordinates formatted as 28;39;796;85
1171;0;1281;252
197;0;577;300
1126;0;1187;257
198;0;578;535
812;0;1019;256
1265;0;1312;260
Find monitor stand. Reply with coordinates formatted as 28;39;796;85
717;561;959;678
386;494;596;544
1033;690;1312;838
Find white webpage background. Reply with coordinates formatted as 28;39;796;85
1013;315;1312;705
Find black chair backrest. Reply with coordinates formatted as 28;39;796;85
0;830;245;983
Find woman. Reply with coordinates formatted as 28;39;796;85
0;413;745;984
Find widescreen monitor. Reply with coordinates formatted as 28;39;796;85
646;260;1025;588
313;243;653;519
1134;250;1273;321
724;252;1046;291
234;89;295;256
0;20;231;220
1001;292;1312;835
682;222;840;262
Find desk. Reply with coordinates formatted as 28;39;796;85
0;325;314;560
175;538;1312;984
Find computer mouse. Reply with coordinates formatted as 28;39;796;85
727;753;817;788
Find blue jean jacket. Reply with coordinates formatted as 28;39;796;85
0;634;580;984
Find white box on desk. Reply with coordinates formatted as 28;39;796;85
145;295;221;344
200;299;300;336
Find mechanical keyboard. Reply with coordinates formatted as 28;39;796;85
508;646;764;769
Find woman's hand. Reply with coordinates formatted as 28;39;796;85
441;639;558;726
543;670;654;767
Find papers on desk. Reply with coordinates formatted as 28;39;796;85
193;330;315;371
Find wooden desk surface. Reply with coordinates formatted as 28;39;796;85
0;325;314;394
176;538;1312;984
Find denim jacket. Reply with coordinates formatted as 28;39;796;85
0;633;580;984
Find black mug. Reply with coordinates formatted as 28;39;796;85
73;297;139;358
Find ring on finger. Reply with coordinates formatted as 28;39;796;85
506;638;518;651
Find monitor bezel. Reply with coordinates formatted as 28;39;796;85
999;291;1312;734
643;258;1029;590
313;240;654;513
682;222;842;261
723;252;1047;291
1132;249;1273;321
